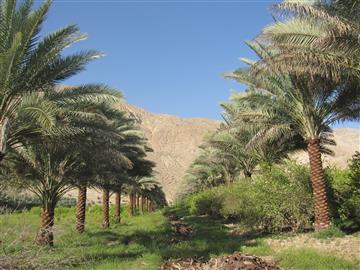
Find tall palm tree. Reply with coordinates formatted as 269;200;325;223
0;0;108;162
227;40;358;230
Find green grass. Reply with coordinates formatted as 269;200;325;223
278;248;359;270
0;206;359;270
313;225;346;239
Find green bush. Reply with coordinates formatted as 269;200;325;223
184;189;223;217
183;161;314;232
0;192;76;213
0;193;41;213
326;152;360;232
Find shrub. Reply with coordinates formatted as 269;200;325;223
0;193;76;213
184;189;223;217
0;193;41;213
183;161;314;232
326;152;360;232
254;162;313;232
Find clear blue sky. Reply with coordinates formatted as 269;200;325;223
39;0;359;128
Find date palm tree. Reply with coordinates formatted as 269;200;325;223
226;40;358;230
0;0;105;162
7;141;83;246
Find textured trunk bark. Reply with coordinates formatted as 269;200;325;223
129;193;134;216
76;186;87;233
37;207;55;246
307;138;331;230
136;194;140;210
141;196;145;213
0;118;8;164
102;189;110;229
114;191;121;224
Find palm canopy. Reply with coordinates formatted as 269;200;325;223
255;0;360;81
90;107;154;192
225;40;357;146
7;140;83;210
0;0;110;160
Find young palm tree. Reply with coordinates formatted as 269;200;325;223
0;0;106;161
227;40;358;230
8;141;83;246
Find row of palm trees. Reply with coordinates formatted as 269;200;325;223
0;0;166;246
186;0;359;231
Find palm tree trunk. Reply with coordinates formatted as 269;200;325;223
307;138;330;230
75;186;87;233
37;206;55;246
102;189;110;229
0;118;9;163
114;191;121;224
129;193;134;216
141;196;145;213
136;194;140;210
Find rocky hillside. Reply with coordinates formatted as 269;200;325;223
115;103;220;202
73;104;359;204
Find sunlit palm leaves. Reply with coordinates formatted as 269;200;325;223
255;0;360;81
0;0;108;160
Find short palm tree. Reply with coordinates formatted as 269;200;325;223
227;40;358;230
8;141;83;246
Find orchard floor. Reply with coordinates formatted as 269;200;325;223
0;206;359;270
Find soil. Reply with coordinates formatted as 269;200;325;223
159;252;282;270
161;213;282;270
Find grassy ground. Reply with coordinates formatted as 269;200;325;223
0;206;359;270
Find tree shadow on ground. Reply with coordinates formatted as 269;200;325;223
118;212;269;260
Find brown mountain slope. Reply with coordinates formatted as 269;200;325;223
71;104;359;203
114;103;220;202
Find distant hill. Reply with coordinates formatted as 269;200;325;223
69;104;359;204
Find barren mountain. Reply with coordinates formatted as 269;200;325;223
72;104;359;204
114;103;220;202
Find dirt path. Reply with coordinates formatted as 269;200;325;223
160;213;282;270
